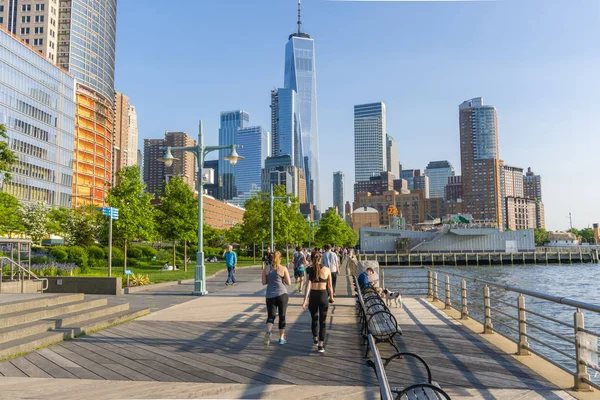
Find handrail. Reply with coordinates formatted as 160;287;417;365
0;257;48;292
423;268;600;314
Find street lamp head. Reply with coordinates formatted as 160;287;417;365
223;146;244;166
286;196;292;207
158;147;178;167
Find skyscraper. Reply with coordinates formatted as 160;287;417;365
218;110;249;200
236;126;269;195
400;169;420;191
459;97;502;224
524;167;545;229
424;161;455;199
128;106;138;167
283;1;319;208
386;134;400;179
0;28;76;207
3;0;118;206
354;102;387;182
333;171;344;218
271;88;304;167
143;139;165;196
414;175;430;199
114;92;130;181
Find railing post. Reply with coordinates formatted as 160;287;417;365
483;285;494;334
427;270;433;298
433;272;439;302
19;271;23;294
461;279;469;320
574;309;592;391
385;253;388;265
517;294;530;355
381;267;385;290
444;275;451;309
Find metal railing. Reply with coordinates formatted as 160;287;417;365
378;265;600;392
0;257;48;293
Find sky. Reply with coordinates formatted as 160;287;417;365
114;0;600;231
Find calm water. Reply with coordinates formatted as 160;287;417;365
385;264;600;383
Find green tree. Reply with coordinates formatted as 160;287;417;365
0;192;23;236
19;203;49;245
0;124;17;182
578;228;595;244
46;207;71;237
64;206;98;247
106;166;155;271
155;177;197;271
534;228;549;246
241;193;269;252
315;209;358;248
203;224;223;247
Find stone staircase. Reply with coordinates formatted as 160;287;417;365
0;293;149;359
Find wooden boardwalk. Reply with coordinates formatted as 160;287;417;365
0;265;577;399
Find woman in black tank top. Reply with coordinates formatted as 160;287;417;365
302;252;334;353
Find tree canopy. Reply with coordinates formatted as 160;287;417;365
314;209;358;248
0;192;23;236
0;124;17;183
19;203;49;245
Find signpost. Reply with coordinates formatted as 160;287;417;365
98;207;119;277
124;269;132;287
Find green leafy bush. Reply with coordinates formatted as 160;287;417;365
127;246;144;259
110;247;124;259
138;245;157;258
89;258;108;269
66;246;88;273
87;245;105;260
50;247;68;262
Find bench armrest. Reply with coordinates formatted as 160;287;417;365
393;383;451;400
384;352;433;383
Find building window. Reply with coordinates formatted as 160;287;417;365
0;5;4;12
22;4;31;12
21;27;31;35
35;27;44;34
35;15;45;23
21;16;31;23
36;4;45;11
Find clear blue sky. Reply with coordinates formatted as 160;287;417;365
114;0;600;231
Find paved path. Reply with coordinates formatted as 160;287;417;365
0;265;578;399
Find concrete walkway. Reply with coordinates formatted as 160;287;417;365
0;265;579;399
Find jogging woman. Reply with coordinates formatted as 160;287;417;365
302;252;334;353
262;251;291;345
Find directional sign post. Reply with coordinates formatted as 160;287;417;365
99;207;119;278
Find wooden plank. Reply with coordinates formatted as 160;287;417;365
49;344;129;381
23;352;78;379
9;357;53;378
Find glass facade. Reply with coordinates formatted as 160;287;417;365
218;110;249;200
272;88;304;168
284;35;319;207
0;28;75;206
235;125;269;195
57;0;117;103
354;102;387;182
333;171;344;218
424;160;455;199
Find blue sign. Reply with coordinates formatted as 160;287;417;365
99;207;119;220
124;270;132;275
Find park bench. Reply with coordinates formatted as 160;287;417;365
354;276;402;357
365;333;452;400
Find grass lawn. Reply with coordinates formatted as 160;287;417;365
84;259;259;285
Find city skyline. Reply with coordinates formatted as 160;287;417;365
114;0;600;230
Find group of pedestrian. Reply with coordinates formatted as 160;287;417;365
260;244;347;353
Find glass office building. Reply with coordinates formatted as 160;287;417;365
424;160;455;199
354;102;387;182
218;110;249;200
235;126;269;195
0;28;75;206
271;88;304;168
284;9;319;208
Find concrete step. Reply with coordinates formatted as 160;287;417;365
0;298;108;329
0;307;150;360
0;294;84;315
0;303;131;345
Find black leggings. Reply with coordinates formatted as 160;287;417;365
266;294;289;329
308;289;329;341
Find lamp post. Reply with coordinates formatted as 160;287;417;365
306;216;317;249
269;185;292;252
158;120;243;295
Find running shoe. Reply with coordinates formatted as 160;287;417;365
313;338;318;345
278;338;286;345
263;332;272;346
225;282;229;286
318;345;325;353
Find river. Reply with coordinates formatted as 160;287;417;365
384;263;600;384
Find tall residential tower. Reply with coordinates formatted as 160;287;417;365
424;161;455;199
333;171;344;218
386;134;400;179
459;97;502;224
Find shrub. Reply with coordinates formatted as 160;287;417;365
110;247;124;259
30;262;78;276
50;247;68;262
138;245;157;258
87;245;105;260
127;246;144;259
89;258;108;269
128;272;151;287
127;258;140;267
66;246;88;273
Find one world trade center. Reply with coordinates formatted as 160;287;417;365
284;0;320;211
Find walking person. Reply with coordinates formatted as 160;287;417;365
224;245;237;286
302;252;334;353
262;247;274;269
293;246;307;294
322;245;340;296
262;251;291;345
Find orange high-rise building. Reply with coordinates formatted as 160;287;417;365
72;86;114;206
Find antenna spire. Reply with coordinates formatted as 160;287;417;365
297;0;302;34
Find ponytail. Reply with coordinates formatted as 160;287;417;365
312;252;322;281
